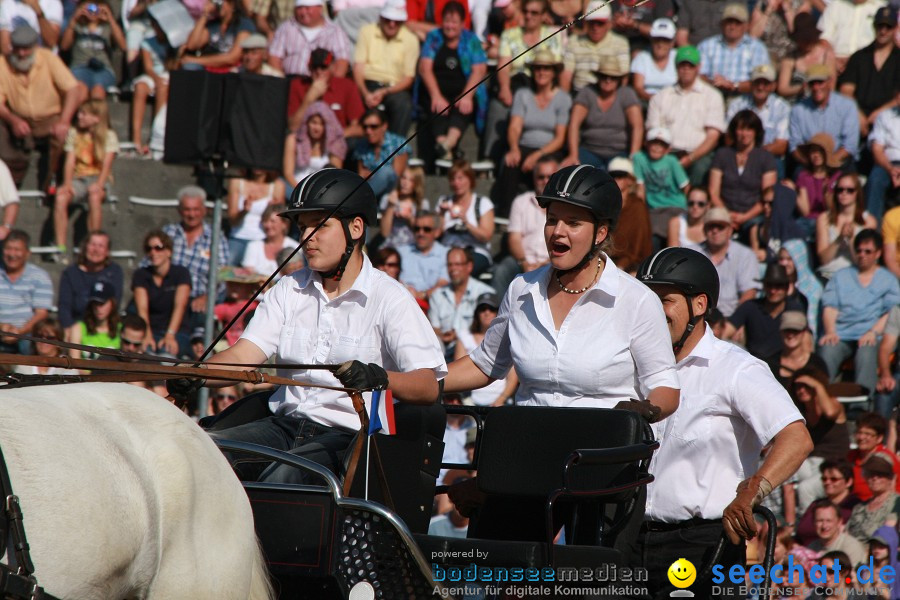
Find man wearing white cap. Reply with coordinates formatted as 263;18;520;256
631;18;678;101
560;0;629;92
268;0;352;77
353;0;419;135
238;32;284;76
725;63;791;160
697;2;770;98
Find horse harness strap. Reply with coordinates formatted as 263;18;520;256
0;445;60;600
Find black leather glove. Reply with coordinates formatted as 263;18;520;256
165;377;205;406
613;400;662;423
333;361;389;391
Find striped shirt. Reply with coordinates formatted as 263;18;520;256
269;19;353;76
698;34;770;84
562;32;630;91
0;263;53;328
726;93;792;146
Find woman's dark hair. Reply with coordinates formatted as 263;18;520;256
442;0;466;22
372;246;401;271
819;459;853;482
85;296;120;336
726;109;765;148
361;108;387;126
33;316;64;351
143;229;173;252
856;411;888;437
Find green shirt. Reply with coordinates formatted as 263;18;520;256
632;151;689;210
79;321;119;358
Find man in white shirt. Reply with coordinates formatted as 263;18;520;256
637;247;812;599
170;169;446;484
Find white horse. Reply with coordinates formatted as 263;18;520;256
0;382;273;600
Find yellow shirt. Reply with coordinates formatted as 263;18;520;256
0;48;77;120
353;22;419;86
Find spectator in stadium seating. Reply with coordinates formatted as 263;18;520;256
396;210;449;303
58;230;123;337
353;108;410;198
283;101;346;187
667;186;709;248
646;45;726;186
0;159;18;242
606;156;651;274
0;25;80;191
778;240;822;337
749;184;806;263
726;64;791;162
13;317;78;374
793;462;859;547
133;229;191;358
795;133;842;233
0;0;62;53
748;0;805;65
867;81;900;222
453;293;518;406
818;0;888;72
288;49;363;136
697;3;770;99
819;229;900;396
881;200;900;282
766;311;828;390
808;504;867;575
610;0;674;54
268;0;352;77
838;7;900;138
562;54;642;172
776;12;837;100
60;1;125;100
371;246;402;280
415;1;487;166
130;16;172;156
241;203;297;276
180;0;253;71
117;313;167;396
874;304;900;417
0;229;53;354
633;126;689;248
492;48;569;217
380;164;428;250
237;32;283;76
709;109;777;235
485;0;562;161
405;0;472;42
848;413;900;501
68;279;119;357
789;64;860;169
352;0;420;136
53;98;118;254
674;0;727;46
693;207;760;317
226;168;286;265
816;173;877;280
630;18;678;102
560;0;629;93
846;454;900;542
436;159;495;275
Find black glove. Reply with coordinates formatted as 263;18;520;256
333;361;389;391
165;377;205;406
613;399;662;423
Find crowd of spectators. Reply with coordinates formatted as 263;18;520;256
0;0;896;583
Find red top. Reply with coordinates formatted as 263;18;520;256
406;0;471;28
287;76;365;128
848;444;900;501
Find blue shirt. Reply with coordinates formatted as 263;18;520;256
397;241;449;293
354;131;411;172
789;92;860;158
823;266;900;341
726;93;792;147
0;263;54;328
698;34;770;83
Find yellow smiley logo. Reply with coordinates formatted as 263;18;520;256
667;558;696;589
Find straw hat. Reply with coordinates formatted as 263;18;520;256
799;132;841;169
595;54;627;78
528;49;563;73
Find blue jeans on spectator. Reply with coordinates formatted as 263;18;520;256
228;237;250;267
818;338;879;396
577;148;616;170
873;373;900;417
866;163;899;221
366;166;397;199
71;65;117;90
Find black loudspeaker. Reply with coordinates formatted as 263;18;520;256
164;70;288;171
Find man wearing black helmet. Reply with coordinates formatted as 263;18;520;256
636;247;812;599
177;168;447;484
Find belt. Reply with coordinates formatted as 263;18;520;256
642;517;721;532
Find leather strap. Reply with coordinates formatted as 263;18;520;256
343;392;368;496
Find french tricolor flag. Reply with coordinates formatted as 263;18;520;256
367;389;396;436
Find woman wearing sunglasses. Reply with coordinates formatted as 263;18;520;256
131;229;191;357
816;173;877;280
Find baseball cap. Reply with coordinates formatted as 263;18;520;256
475;292;499;310
751;63;776;82
704;207;732;226
649;18;676;39
309;48;334;70
607;157;634;177
10;25;39;48
758;263;791;286
585;0;611;21
721;2;749;22
675;45;700;66
805;63;833;82
240;33;268;49
88;280;115;304
646;126;672;145
380;0;408;21
780;311;808;332
875;6;897;26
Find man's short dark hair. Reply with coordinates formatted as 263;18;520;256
442;0;466;21
5;229;29;246
819;459;853;482
854;228;883;251
812;500;840;520
121;314;147;332
448;246;474;265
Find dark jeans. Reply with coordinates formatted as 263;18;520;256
208;414;356;485
365;80;412;136
635;520;745;600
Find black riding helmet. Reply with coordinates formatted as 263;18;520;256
280;168;377;281
637;247;720;352
536;165;622;273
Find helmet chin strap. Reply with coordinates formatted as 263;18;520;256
673;296;703;354
320;218;360;282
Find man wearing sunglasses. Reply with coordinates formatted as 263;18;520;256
118;314;168;397
396;211;449;305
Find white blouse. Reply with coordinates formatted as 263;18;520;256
469;255;679;407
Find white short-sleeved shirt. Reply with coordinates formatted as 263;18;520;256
241;255;448;430
645;327;804;522
630;49;677;98
507;191;549;266
0;159;18;208
469;255;679;407
0;0;62;32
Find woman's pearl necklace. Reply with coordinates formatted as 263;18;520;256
555;257;602;295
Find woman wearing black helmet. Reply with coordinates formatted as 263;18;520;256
443;164;679;420
187;168;447;484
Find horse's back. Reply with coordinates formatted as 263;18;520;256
0;383;271;600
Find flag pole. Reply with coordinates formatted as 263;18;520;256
365;433;371;501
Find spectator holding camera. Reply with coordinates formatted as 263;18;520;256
60;0;125;101
180;0;254;71
436;160;495;275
